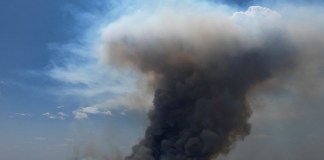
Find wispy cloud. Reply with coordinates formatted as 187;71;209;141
56;105;65;109
42;112;69;120
47;7;153;120
72;111;88;120
58;112;68;117
72;106;112;120
15;113;32;117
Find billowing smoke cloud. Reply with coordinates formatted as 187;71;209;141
98;3;303;160
46;0;324;159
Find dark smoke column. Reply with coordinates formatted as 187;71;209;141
103;7;295;160
124;46;293;160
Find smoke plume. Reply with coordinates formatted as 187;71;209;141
95;2;323;160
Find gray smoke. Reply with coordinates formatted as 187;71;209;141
98;4;316;160
123;38;295;160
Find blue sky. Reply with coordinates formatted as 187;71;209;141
0;0;152;159
0;1;128;159
0;1;80;159
1;0;324;160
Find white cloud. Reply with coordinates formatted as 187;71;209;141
232;6;280;20
58;112;68;117
15;113;32;117
47;4;152;121
73;111;88;120
42;112;68;120
57;105;64;109
70;89;152;120
72;106;114;120
42;112;51;116
82;107;100;114
103;110;112;116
